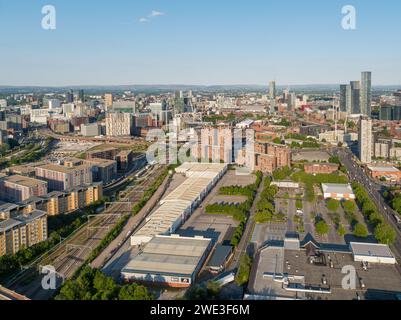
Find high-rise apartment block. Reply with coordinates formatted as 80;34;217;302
106;112;133;137
192;127;233;163
358;116;373;164
360;71;372;117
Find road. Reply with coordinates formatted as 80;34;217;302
334;148;401;262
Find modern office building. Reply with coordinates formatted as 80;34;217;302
48;99;61;110
269;81;276;100
360;72;372;117
174;91;185;115
78;89;85;103
0;175;48;203
358;117;373;164
346;81;361;114
379;105;401;121
81;123;101;137
339;85;347;112
105;112;133;137
66;90;74;103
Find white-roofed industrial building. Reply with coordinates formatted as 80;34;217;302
322;183;355;200
130;162;227;246
350;242;397;264
122;235;212;288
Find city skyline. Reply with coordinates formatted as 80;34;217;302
1;0;401;86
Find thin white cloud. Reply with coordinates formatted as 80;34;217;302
138;10;165;23
149;10;165;18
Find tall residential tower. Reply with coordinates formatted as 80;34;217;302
358;116;373;164
360;71;372;117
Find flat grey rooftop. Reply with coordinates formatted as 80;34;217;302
122;236;211;277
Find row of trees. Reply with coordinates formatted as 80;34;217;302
235;254;253;286
254;177;283;223
352;182;396;245
55;266;153;300
391;193;401;217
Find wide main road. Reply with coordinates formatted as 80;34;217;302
335;148;401;262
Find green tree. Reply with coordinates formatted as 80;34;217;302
353;223;368;238
206;281;222;300
342;200;357;214
315;220;330;235
326;199;340;212
235;254;252;286
273;137;283;145
369;211;384;227
296;199;303;210
391;196;401;214
186;285;207;300
328;156;341;164
374;223;396;245
337;224;347;237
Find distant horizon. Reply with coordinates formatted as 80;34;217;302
1;83;401;90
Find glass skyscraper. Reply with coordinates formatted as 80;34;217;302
339;85;347;112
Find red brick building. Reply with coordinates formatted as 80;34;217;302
255;143;291;174
304;163;339;175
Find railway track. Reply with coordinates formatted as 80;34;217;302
7;166;165;299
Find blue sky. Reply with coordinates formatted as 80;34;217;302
0;0;400;86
